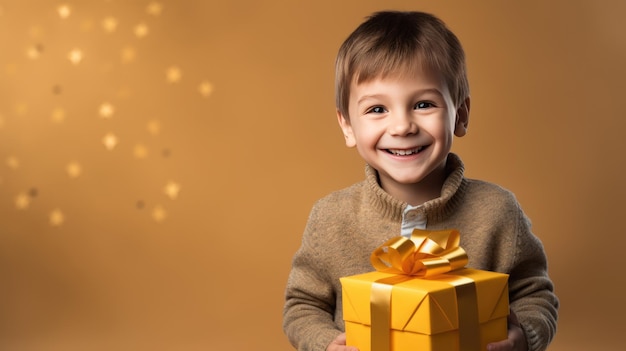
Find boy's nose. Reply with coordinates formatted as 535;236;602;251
388;112;418;136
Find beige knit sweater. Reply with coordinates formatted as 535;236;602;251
283;153;558;351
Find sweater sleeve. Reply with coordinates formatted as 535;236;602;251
508;208;559;351
282;203;342;351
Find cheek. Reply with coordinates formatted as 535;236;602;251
436;127;455;145
353;127;380;148
428;116;456;139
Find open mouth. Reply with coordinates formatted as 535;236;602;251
386;146;425;156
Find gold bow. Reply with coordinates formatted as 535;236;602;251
370;228;468;277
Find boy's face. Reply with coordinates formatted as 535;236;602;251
337;66;469;202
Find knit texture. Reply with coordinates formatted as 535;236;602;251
283;153;558;351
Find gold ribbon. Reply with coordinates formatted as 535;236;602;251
371;228;468;277
450;276;480;351
368;229;480;351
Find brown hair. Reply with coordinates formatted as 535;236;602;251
335;11;469;119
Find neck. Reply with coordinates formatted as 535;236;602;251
380;165;447;207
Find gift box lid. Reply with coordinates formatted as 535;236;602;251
340;268;509;335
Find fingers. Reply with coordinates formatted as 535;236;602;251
487;319;528;351
487;339;513;351
334;333;347;344
326;333;360;351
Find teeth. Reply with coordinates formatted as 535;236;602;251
388;147;423;155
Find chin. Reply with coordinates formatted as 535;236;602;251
391;175;427;185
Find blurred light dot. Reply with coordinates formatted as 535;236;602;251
66;162;82;178
164;181;181;200
147;2;163;16
147;120;161;136
133;143;148;159
152;205;167;222
121;46;136;64
102;133;118;150
6;156;20;169
57;4;71;19
68;48;83;65
51;107;66;123
50;209;65;226
99;102;114;118
15;193;30;209
26;48;39;60
134;23;149;38
102;16;118;32
26;44;43;59
198;81;214;97
166;66;182;83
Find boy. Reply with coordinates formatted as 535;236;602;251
283;11;558;351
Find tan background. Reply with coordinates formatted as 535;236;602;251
0;0;624;350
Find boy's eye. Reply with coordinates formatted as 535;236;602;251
415;101;434;109
367;106;386;114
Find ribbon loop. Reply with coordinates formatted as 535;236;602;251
370;228;468;277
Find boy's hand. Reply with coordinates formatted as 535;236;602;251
487;310;528;351
326;333;359;351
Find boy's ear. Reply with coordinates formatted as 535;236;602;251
337;110;356;147
454;97;470;137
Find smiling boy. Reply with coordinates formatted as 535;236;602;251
283;11;558;351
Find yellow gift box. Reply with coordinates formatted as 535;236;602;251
340;229;509;351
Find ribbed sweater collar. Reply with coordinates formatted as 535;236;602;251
363;153;467;223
